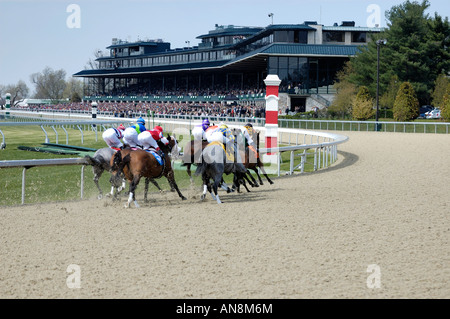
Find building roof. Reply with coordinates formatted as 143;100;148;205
74;43;362;78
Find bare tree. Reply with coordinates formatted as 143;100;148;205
30;67;67;102
2;81;30;107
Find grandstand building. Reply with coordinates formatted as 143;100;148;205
74;21;383;112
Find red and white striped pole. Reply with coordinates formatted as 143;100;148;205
263;74;281;162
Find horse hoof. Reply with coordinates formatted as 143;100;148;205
181;196;187;200
201;194;206;201
97;194;103;200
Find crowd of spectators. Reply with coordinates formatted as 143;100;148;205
14;85;269;118
14;100;267;118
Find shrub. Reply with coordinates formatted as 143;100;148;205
352;86;375;120
393;82;419;121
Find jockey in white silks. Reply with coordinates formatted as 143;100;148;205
123;117;147;149
102;124;125;150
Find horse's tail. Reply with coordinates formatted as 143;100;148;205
194;155;206;177
84;155;102;168
111;151;122;172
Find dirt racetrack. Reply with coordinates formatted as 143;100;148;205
0;130;449;299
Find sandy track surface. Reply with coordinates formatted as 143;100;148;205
0;131;449;299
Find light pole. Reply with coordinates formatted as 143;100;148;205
375;39;387;131
268;13;274;25
185;40;190;49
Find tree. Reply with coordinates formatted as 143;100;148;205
380;75;400;110
349;0;450;105
2;81;30;107
393;81;419;121
431;74;450;107
352;86;375;120
440;83;450;121
30;67;67;102
328;62;356;119
63;77;84;102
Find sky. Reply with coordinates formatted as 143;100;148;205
0;0;449;95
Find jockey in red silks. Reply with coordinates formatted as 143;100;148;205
102;124;125;151
137;125;169;157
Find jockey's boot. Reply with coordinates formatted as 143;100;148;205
157;149;164;158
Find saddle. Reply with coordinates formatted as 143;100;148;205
208;141;234;162
145;149;165;166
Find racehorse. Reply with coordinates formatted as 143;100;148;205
110;136;186;208
236;131;274;186
194;141;249;204
181;138;242;193
84;147;164;199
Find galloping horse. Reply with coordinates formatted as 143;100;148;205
237;131;274;186
84;147;165;199
181;126;238;193
110;136;186;208
194;141;248;204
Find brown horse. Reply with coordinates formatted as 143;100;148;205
235;130;274;186
110;136;186;208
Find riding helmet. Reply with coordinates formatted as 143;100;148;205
137;117;145;125
245;123;253;128
118;124;126;131
154;125;163;133
202;119;210;130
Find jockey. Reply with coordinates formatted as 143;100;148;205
192;118;210;141
207;123;236;156
241;123;255;147
137;125;169;157
123;117;146;149
102;124;125;150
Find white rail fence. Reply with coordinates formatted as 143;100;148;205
0;158;89;205
1;114;349;205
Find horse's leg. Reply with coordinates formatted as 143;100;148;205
246;170;259;187
212;174;223;204
149;178;163;193
220;178;233;193
201;175;210;201
93;167;104;199
166;169;187;200
144;178;150;203
258;164;274;185
186;163;194;184
126;176;141;208
253;168;264;186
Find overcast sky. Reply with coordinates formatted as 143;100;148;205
0;0;448;95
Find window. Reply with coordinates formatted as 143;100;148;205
324;31;344;42
352;32;367;43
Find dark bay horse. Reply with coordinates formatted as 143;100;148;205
110;136;186;208
84;147;164;199
194;142;248;204
181;139;236;193
237;131;274;186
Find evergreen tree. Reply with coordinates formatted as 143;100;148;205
352;86;375;120
349;0;450;105
393;82;419;121
328;61;356;119
380;75;400;110
440;83;450;121
431;74;450;107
